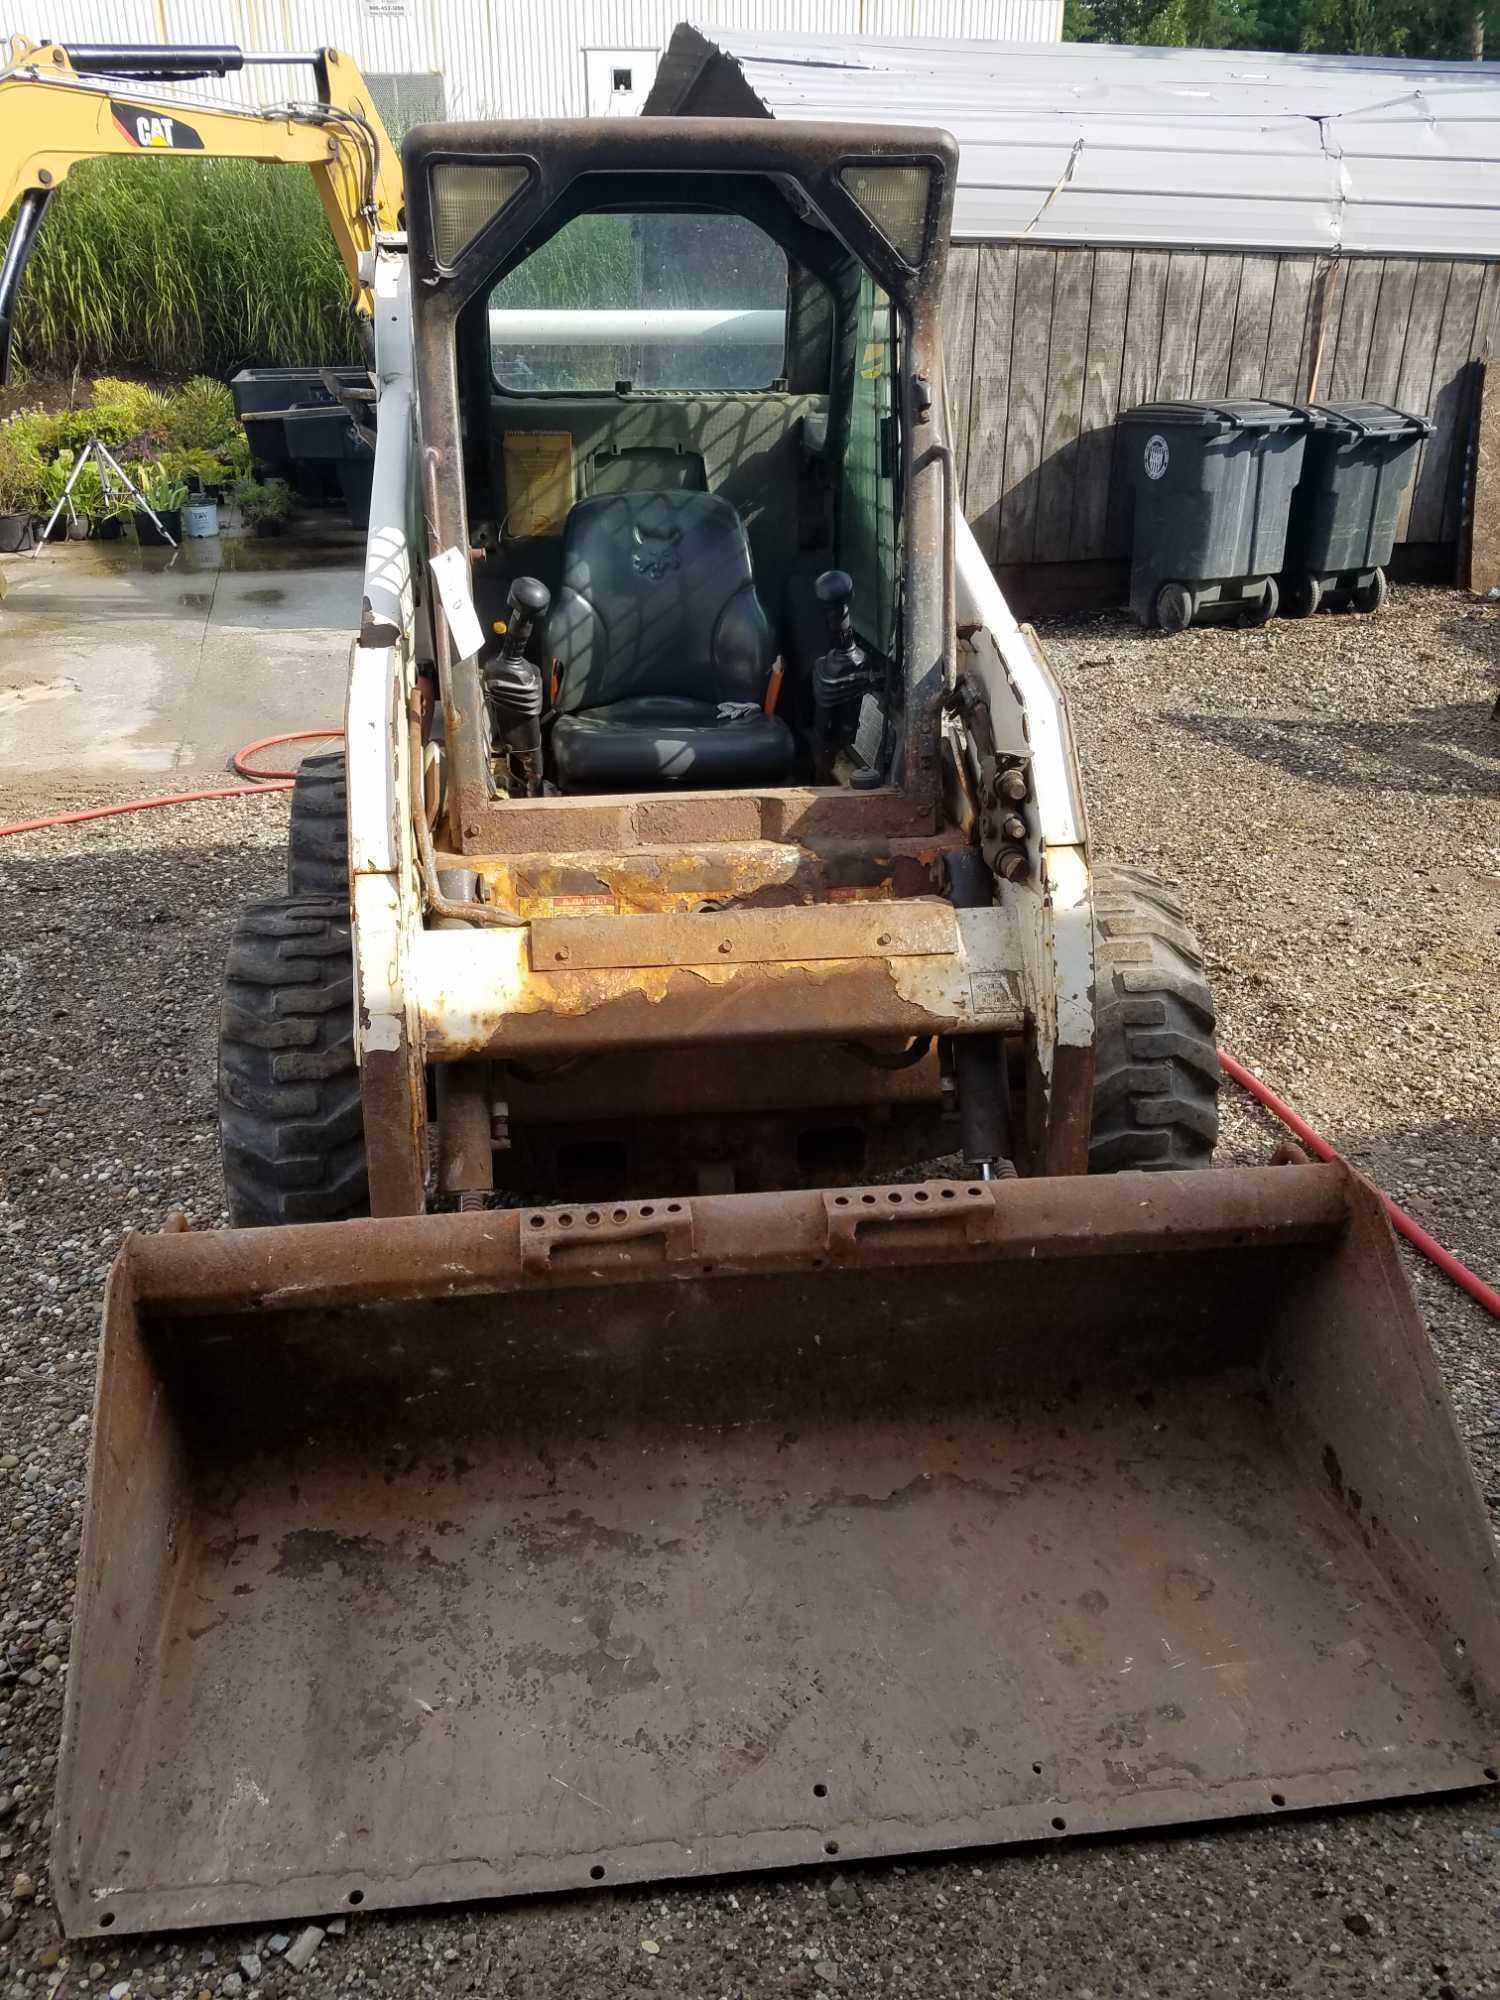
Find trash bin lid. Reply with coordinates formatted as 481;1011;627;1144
1302;401;1435;440
1121;399;1306;433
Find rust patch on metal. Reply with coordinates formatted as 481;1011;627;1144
359;1043;427;1217
417;945;1016;1058
456;784;939;857
529;900;959;973
467;840;949;920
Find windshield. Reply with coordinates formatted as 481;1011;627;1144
488;210;789;394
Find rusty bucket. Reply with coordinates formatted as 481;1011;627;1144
54;1164;1500;1936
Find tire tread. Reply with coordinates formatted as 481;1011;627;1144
1090;863;1220;1174
287;751;349;898
218;895;369;1226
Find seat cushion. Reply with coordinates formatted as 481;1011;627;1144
552;697;794;794
545;491;775;714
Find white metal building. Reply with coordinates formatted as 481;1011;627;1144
0;2;1062;124
646;23;1500;257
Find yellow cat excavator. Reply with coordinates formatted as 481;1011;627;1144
2;39;1497;1946
0;34;401;379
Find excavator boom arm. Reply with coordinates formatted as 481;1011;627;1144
0;37;402;377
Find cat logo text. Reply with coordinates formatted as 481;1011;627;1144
109;102;205;150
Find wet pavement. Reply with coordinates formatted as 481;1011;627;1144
0;528;362;785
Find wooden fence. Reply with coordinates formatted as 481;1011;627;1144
941;246;1500;591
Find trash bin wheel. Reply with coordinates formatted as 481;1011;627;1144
1154;581;1195;633
1351;568;1387;615
1240;577;1278;627
1282;573;1322;619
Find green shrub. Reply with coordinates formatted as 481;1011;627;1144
234;476;292;526
167;375;238;451
91;376;173;433
0;406;62;459
40;390;170;458
0;428;46;514
2;157;359;376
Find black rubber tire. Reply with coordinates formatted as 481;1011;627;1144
1154;581;1194;633
1089;863;1220;1173
218;896;369;1226
1240;576;1278;626
1351;567;1387;615
287;751;349;898
1282;572;1322;619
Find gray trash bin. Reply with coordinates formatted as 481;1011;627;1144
1279;402;1434;617
1121;400;1309;630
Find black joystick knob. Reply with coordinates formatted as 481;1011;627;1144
811;570;870;782
502;575;550;660
485;577;551;797
815;568;855;650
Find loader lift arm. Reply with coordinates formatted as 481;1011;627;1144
0;36;403;381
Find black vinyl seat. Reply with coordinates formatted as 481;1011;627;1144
546;490;794;793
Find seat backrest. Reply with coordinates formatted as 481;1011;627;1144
546;491;775;714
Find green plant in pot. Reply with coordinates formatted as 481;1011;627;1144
133;463;189;547
236;476;293;537
217;432;253;490
0;428;46;552
36;454;66;540
161;445;226;495
92;486;135;542
38;449;82;541
63;458;106;540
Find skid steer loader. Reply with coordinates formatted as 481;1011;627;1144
54;116;1500;1938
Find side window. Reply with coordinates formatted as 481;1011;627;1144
839;273;899;659
488;211;788;394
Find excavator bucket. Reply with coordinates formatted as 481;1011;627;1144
55;1163;1499;1937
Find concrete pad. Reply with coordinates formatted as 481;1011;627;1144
0;533;362;785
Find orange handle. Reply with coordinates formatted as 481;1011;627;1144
763;658;785;716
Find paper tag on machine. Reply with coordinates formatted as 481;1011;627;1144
429;545;487;661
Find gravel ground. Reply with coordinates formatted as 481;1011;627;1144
0;584;1496;1997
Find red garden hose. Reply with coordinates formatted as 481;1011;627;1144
0;758;1495;1319
1219;1050;1500;1320
230;729;343;782
0;728;341;837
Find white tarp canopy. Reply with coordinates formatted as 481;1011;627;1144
646;23;1500;256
